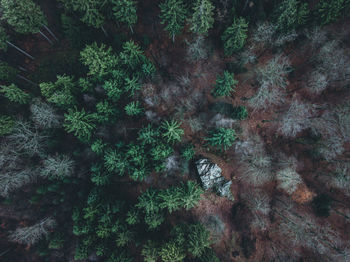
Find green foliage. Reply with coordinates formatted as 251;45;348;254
138;124;160;145
48;233;65;249
316;0;348;25
0;0;47;34
221;18;248;56
0;61;18;83
104;149;128;175
274;0;309;32
124;76;140;96
197;249;220;262
211;103;248;120
60;0;106;28
150;143;173;162
159;187;182;213
188;223;211;257
145;211;165;230
142;241;159;262
180;181;203;210
205;128;236;151
90;164;111;186
116;227;134;247
103;77;124;101
112;0;138;32
159;241;186;262
232;105;248;120
211;71;238;97
190;0;215;35
126;209;140;225
0;83;30;104
160;120;184;143
181;144;195;160
40;75;76;108
0;26;8;51
91;139;107;155
63;107;96;141
125;101;143;116
96;100;118;123
120;40;144;70
159;0;188;41
0;116;14;136
136;189;160;214
80;43;118;78
74;242;89;260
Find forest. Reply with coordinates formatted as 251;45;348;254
0;0;350;261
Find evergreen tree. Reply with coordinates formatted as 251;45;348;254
159;187;182;213
138;124;160;145
181;144;195;160
124;76;140;96
0;0;47;34
316;0;348;25
136;189;161;214
63;107;96;141
59;0;106;28
104;149;128;175
0;115;14;136
221;17;248;56
126;209;140;225
96;100;118;123
160;120;184;143
91;139;107;155
0;26;8;51
211;71;238;97
39;75;76;108
188;223;211;257
159;241;186;262
80;43;118;78
205;127;236;151
159;0;188;42
120;40;144;70
103;77;124;101
142;241;159;262
0;83;30;104
125;101;143;116
112;0;138;32
190;0;214;35
145;211;165;230
180;181;203;210
274;0;309;32
0;61;18;83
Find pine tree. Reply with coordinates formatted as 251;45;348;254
142;241;159;262
125;101;143;116
316;0;348;25
181;144;195;160
0;0;47;34
0;83;30;104
103;77;124;101
80;43;118;78
0;116;14;136
136;189;161;214
274;0;309;32
159;241;186;262
188;223;211;257
112;0;138;33
211;71;238;97
138;124;160;145
159;187;182;213
205;127;236;150
190;0;215;35
180;181;203;210
63;107;96;141
104;149;128;175
0;61;18;83
221;17;248;56
126;209;140;225
124;76;140;96
160;120;184;143
159;0;188;42
39;75;76;108
96;100;118;123
120;40;144;70
145;211;165;230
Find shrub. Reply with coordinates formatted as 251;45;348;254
0;83;30;104
160;120;184;143
63;107;96;141
8;218;56;245
211;71;238;97
205;127;236;150
221;17;248;55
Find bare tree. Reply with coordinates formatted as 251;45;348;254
278;99;315;137
40;155;75;179
306;70;328;94
276;167;303;194
9;218;56;245
30;99;61;129
0;169;36;197
251;22;275;47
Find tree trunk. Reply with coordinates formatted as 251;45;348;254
43;25;58;41
17;75;37;86
101;26;108;37
6;41;35;60
39;30;53;45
